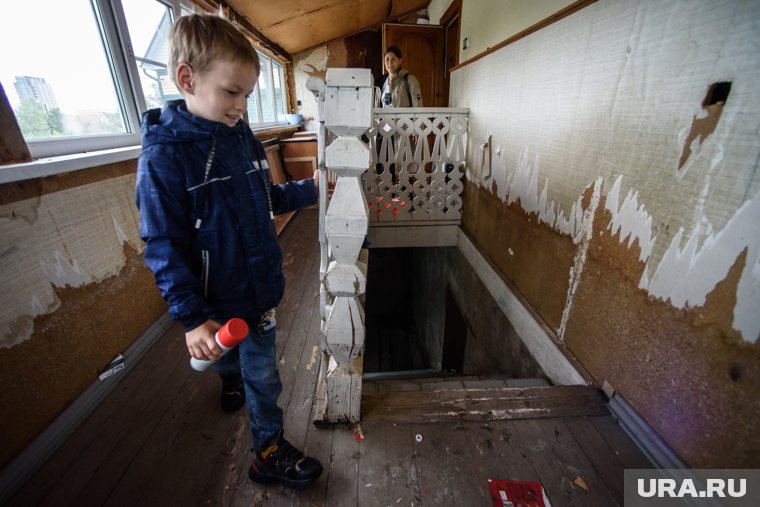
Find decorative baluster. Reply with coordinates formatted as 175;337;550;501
305;77;329;335
319;68;373;422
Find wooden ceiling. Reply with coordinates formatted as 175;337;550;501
225;0;429;55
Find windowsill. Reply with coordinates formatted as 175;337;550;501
0;125;305;186
251;123;301;134
0;146;142;185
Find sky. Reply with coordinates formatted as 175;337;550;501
0;0;166;114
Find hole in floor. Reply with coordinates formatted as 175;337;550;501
363;246;548;383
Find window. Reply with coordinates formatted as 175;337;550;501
121;0;181;109
0;0;149;158
247;52;288;127
0;0;290;160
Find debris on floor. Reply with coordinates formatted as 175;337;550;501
488;479;552;507
573;476;590;492
354;422;365;441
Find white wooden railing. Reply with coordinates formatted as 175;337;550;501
365;108;468;222
307;70;469;423
308;69;372;424
364;107;468;247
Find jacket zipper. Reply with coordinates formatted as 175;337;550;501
201;249;210;297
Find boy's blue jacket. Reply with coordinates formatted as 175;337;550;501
136;100;316;331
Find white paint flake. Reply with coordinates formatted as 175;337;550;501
40;251;91;288
113;216;128;244
559;177;604;340
492;162;759;342
644;190;760;342
605;175;656;261
499;147;584;243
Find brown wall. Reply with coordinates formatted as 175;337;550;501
563;199;760;468
327;29;383;79
0;161;166;469
452;0;760;468
293;29;383;130
463;180;760;467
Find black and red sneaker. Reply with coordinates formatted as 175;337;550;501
220;374;245;412
248;436;323;490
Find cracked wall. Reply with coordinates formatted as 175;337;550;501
451;0;760;467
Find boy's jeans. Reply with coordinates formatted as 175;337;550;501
212;319;283;451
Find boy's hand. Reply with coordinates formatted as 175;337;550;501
313;169;335;199
186;319;223;361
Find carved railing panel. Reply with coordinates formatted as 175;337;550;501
363;108;468;225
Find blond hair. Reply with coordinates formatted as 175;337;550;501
169;14;260;86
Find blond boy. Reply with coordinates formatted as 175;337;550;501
136;14;322;489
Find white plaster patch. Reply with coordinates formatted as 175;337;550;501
495;147;584;244
644;190;760;342
113;216;128;244
559;177;604;340
605;175;656;262
30;296;44;316
449;0;760;344
40;251;92;288
294;45;329;130
1;174;141;349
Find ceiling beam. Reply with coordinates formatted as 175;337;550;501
293;1;429;54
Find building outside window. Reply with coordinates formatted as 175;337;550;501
0;0;136;155
0;0;290;161
122;0;181;109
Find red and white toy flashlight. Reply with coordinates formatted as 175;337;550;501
190;318;249;372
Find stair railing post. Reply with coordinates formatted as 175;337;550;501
318;68;373;422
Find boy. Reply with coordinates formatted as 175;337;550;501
135;14;322;490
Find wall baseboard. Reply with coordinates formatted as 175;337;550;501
608;394;686;470
0;312;173;504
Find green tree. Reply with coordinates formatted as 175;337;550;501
15;100;66;138
15;99;49;139
47;107;64;135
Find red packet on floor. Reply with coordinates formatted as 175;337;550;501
488;480;552;507
353;423;365;442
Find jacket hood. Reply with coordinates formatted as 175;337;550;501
141;99;248;149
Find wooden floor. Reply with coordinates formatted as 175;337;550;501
8;208;651;507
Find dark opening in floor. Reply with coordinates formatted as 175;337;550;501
363;248;428;373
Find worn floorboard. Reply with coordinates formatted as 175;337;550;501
8;208;652;507
355;420;388;507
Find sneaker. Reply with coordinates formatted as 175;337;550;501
248;435;323;489
220;375;245;412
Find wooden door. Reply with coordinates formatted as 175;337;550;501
383;23;445;107
441;0;461;107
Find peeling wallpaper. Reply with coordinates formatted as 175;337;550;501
452;0;760;343
0;165;167;469
0;173;144;348
293;45;329;131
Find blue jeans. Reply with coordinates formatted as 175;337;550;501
212;321;283;451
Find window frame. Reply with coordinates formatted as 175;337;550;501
18;0;160;159
4;0;291;164
247;51;289;129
